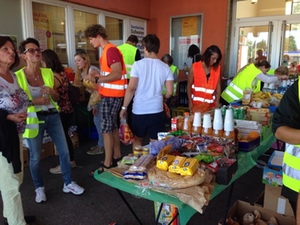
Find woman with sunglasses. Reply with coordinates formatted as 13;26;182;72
0;36;36;225
15;38;84;204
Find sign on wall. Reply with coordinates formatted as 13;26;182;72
129;19;146;57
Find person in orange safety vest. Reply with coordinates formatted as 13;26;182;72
187;45;222;113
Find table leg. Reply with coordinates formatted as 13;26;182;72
115;189;143;225
222;182;235;225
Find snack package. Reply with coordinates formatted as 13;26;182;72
119;117;134;145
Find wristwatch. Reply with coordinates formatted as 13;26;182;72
121;106;127;110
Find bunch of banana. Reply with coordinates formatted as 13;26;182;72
83;79;95;90
253;91;271;101
272;93;283;100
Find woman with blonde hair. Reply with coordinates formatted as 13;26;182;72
74;51;104;155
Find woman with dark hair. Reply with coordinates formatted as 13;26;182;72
41;49;76;174
187;45;222;113
188;44;201;63
0;36;36;225
221;60;289;104
15;38;84;204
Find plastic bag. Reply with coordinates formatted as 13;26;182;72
119;117;134;145
87;91;101;111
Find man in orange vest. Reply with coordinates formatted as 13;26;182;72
84;24;127;175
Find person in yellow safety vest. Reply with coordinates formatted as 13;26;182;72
16;38;85;204
117;35;142;80
187;45;222;113
117;35;142;130
161;54;179;96
272;78;300;220
221;61;288;104
84;24;127;176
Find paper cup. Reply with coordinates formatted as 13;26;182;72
193;112;201;127
202;113;212;128
224;109;234;131
213;109;223;130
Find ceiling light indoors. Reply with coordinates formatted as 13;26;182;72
251;0;258;4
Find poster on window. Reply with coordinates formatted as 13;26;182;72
33;11;53;50
129;19;146;57
182;17;197;36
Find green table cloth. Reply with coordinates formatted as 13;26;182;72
94;134;276;225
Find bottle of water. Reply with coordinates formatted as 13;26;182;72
183;62;188;75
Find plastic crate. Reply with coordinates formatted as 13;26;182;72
171;106;189;117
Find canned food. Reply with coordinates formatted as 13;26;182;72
133;145;143;156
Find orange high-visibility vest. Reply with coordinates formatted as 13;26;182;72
99;43;127;97
192;62;220;108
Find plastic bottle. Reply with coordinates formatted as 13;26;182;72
183;62;188;75
183;112;190;132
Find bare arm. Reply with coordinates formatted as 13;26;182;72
275;126;300;144
164;80;174;99
98;62;123;83
187;66;194;112
120;77;138;118
215;77;221;108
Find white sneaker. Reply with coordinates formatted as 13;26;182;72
35;187;47;203
63;181;84;195
49;165;62;174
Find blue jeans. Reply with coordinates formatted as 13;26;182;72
27;113;72;188
93;102;104;147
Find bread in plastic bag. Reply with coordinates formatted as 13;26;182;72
87;90;101;111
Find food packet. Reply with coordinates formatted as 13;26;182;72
87;91;101;111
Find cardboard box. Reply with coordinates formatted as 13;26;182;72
219;200;295;225
263;185;294;217
216;159;238;185
154;202;179;225
238;137;260;152
41;142;54;160
23;147;29;168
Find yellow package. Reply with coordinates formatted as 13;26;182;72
156;155;175;171
180;158;199;176
168;156;186;174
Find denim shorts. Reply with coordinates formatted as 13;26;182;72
99;97;123;133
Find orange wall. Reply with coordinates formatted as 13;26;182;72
63;0;151;19
63;0;229;70
148;0;229;66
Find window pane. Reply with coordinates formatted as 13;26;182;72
74;10;98;66
105;16;123;46
171;16;202;69
32;2;67;64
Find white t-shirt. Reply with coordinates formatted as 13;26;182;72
130;58;173;114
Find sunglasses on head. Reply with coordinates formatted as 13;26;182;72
23;48;43;54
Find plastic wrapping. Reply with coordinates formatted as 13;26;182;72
118;117;134;145
87;91;101;111
148;166;206;189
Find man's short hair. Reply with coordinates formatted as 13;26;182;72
127;35;139;44
84;24;107;39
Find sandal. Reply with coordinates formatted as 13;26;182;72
89;163;112;177
112;157;122;167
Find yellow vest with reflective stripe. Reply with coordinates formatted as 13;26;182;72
221;63;261;103
117;43;137;79
15;68;59;138
162;65;179;96
282;79;300;193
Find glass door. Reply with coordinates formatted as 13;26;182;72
237;24;272;71
281;21;300;75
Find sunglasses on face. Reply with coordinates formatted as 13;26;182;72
23;48;43;54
